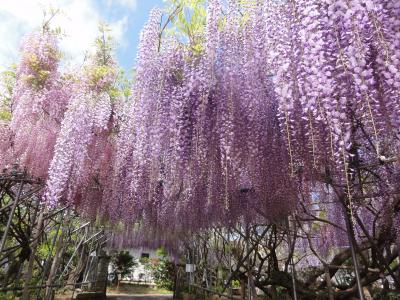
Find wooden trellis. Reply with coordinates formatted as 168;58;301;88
0;165;109;300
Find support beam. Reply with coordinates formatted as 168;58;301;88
0;182;24;254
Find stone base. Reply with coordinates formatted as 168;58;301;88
76;292;106;300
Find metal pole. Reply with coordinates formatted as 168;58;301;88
228;228;233;300
0;182;24;253
343;206;365;300
245;223;251;300
290;261;298;300
286;217;298;300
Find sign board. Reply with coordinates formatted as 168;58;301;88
185;264;196;273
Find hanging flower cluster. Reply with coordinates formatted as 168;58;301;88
45;33;119;209
9;30;72;178
0;122;12;169
105;3;298;234
274;0;400;175
271;0;400;254
106;225;183;257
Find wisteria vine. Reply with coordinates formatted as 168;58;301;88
1;0;399;256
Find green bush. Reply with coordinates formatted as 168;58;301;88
147;248;176;291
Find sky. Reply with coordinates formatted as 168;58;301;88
0;0;165;74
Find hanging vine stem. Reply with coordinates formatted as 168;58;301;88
284;111;294;175
308;111;317;169
334;17;380;156
341;146;354;221
315;96;335;160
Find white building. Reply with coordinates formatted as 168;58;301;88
107;247;162;283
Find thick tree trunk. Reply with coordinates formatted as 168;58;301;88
44;218;68;300
66;247;89;289
21;204;45;300
240;278;246;300
324;266;334;300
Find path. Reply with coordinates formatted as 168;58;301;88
107;294;172;300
